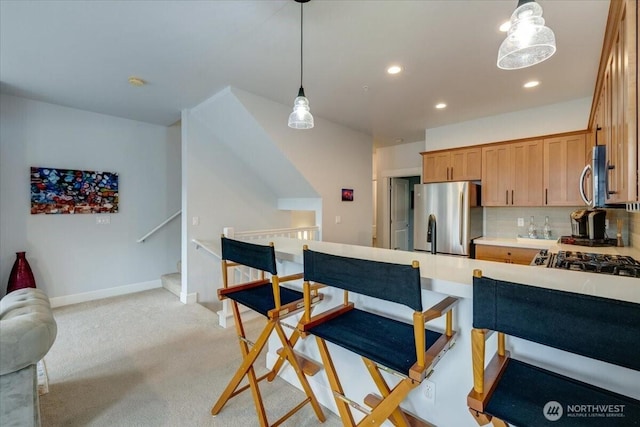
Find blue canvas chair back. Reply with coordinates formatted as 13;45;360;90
303;249;422;311
473;275;640;371
221;237;277;275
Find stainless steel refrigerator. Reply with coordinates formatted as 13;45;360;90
413;182;482;256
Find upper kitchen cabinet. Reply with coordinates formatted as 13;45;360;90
590;0;638;204
482;140;543;206
421;147;481;183
543;133;587;206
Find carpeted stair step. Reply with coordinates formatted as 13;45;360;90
161;272;181;297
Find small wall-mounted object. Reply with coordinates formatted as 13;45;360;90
96;215;110;225
341;188;354;202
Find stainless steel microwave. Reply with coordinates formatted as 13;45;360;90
579;145;607;208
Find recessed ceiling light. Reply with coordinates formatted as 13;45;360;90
387;65;403;75
523;80;540;88
499;21;511;32
128;76;146;87
435;103;447;109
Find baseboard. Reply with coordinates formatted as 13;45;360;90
49;279;162;308
180;291;198;304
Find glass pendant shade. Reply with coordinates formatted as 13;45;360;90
288;87;314;129
497;1;556;70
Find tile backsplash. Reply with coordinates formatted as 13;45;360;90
484;206;632;246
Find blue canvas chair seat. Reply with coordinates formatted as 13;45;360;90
227;285;304;317
300;248;458;427
211;237;325;426
308;309;444;376
485;359;640;426
468;269;640;427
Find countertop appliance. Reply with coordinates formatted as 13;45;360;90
570;209;589;237
413;182;482;256
570;208;607;240
580;144;608;207
531;249;640;278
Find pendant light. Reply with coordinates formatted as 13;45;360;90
288;0;314;129
497;0;556;70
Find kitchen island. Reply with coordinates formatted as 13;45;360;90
199;237;639;426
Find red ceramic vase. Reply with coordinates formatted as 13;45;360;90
7;251;37;294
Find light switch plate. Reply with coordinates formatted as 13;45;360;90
96;215;110;225
517;218;524;227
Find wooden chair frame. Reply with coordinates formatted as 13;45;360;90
211;238;325;427
300;248;458;427
465;269;514;427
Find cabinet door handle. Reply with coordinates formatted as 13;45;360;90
511;190;514;205
606;162;617;196
506;190;509;205
545;188;548;205
450;167;453;181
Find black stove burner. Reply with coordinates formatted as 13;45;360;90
548;251;640;278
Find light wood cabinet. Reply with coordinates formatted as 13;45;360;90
590;0;638;203
543;133;587;206
422;147;481;183
482;140;543;206
475;245;539;265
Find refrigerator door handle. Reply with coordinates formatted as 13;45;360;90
459;191;464;245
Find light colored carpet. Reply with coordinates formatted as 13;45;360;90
39;288;342;427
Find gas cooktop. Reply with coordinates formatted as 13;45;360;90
532;250;640;278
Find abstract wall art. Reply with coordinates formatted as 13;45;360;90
30;167;119;214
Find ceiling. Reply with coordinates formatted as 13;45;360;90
0;0;610;148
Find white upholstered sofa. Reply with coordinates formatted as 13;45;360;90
0;288;57;427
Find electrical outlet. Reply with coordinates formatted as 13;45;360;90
517;217;524;227
192;216;199;226
423;379;435;404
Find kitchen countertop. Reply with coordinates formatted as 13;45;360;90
194;237;640;304
474;236;640;258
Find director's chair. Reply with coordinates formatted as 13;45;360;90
211;237;326;426
299;247;458;427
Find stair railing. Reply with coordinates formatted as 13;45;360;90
228;225;320;242
137;210;181;243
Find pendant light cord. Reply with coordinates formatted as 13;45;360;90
300;2;304;88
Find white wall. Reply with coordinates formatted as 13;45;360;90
181;107;291;304
181;87;373;304
233;87;373;246
425;97;592;150
0;94;181;301
374;140;424;248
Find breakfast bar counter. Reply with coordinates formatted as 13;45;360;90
265;237;639;303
